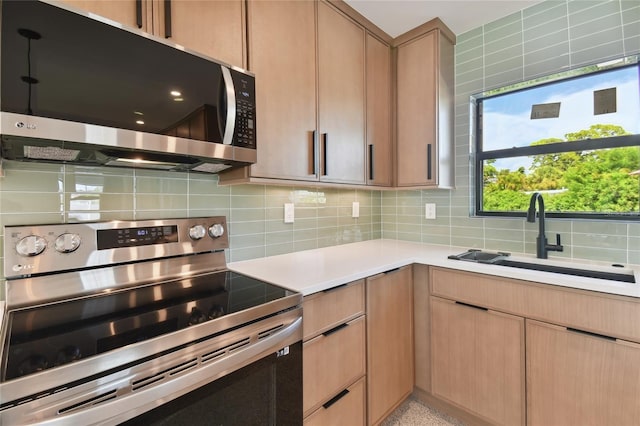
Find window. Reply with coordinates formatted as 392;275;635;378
473;57;640;220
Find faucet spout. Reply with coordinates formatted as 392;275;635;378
527;192;562;259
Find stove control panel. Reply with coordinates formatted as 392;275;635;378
3;217;229;279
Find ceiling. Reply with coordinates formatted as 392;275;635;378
344;0;544;37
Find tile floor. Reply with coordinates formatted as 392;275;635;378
381;397;466;426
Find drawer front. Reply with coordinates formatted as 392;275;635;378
303;316;366;416
303;280;365;340
431;267;640;343
304;377;366;426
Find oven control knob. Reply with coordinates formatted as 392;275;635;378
208;223;225;238
16;235;47;257
55;233;81;253
189;225;206;240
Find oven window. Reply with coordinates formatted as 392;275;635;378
120;342;302;426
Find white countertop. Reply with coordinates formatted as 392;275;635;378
228;239;640;298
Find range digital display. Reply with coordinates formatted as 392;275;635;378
97;225;178;250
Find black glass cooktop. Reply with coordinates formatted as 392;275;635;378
2;271;290;381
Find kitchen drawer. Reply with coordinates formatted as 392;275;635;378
303;279;365;340
303;315;366;416
304;376;366;426
431;267;640;342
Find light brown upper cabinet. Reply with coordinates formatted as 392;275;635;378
395;26;455;188
366;34;392;187
239;0;318;182
60;0;245;68
317;1;366;184
221;1;385;187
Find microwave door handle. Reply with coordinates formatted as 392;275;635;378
221;67;236;145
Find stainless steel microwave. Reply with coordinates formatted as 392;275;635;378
0;0;256;173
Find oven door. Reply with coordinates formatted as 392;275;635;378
122;341;302;426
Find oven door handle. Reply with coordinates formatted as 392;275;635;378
17;315;302;426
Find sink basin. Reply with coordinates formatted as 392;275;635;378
493;258;636;283
449;249;635;283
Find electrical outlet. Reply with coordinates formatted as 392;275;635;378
284;203;295;223
425;203;436;219
352;201;360;218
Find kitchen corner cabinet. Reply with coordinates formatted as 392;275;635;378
527;319;640;426
221;1;379;187
302;280;366;425
366;266;413;425
395;28;454;188
366;34;393;187
60;0;245;68
430;296;526;426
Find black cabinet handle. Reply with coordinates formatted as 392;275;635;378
567;327;616;341
322;322;348;337
455;301;488;311
322;388;350;409
311;130;317;175
135;0;143;28
322;133;328;176
164;0;172;38
368;144;374;181
427;143;432;180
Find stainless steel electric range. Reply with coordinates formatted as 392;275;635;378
0;217;302;425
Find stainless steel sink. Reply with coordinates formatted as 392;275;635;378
492;258;635;283
448;249;636;283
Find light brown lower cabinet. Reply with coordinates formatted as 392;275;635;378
302;280;366;424
430;296;525;426
366;266;414;425
527;319;640;426
304;377;366;426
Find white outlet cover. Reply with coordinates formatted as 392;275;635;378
352;201;360;218
284;203;295;223
425;203;436;219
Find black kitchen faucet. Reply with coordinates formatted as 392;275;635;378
527;192;564;259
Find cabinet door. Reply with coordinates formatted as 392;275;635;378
431;297;525;426
396;31;437;187
527;320;640;426
246;0;318;181
60;0;145;29
317;2;366;184
365;34;392;187
366;266;413;425
157;0;244;68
